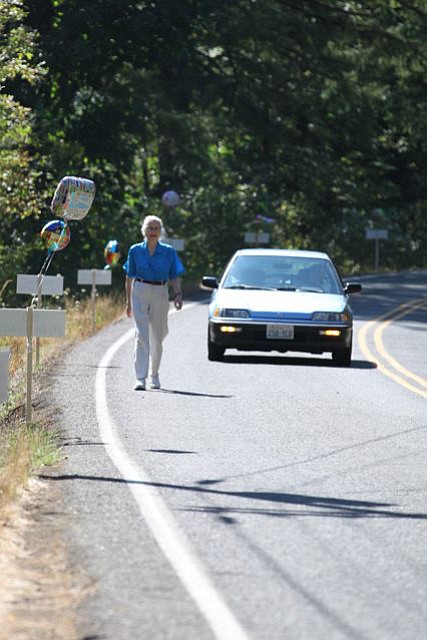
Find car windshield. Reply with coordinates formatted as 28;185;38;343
222;255;342;294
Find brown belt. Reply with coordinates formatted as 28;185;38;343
135;278;166;285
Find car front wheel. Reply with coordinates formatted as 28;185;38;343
332;345;352;367
208;337;225;362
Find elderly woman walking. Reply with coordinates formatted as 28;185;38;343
123;215;185;390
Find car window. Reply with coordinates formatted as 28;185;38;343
223;255;342;293
223;256;270;288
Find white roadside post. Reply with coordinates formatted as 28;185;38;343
17;274;64;367
0;308;66;424
0;348;10;405
365;229;388;272
244;231;270;245
77;269;112;333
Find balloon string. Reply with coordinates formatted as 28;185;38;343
31;251;56;307
38;252;52;276
42;250;56;276
31;222;67;307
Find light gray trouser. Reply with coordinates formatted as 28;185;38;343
131;280;169;381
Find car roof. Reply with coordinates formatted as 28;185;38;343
232;248;331;260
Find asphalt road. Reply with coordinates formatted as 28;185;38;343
50;271;427;640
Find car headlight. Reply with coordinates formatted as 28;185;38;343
312;311;349;322
213;308;250;318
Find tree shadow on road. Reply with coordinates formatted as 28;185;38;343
38;472;427;521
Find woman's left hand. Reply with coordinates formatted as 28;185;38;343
174;292;183;310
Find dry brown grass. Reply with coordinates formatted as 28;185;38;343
0;428;32;509
64;289;125;342
0;422;61;512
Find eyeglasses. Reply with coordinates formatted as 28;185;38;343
146;226;160;232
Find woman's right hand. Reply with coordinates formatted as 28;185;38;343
125;301;132;317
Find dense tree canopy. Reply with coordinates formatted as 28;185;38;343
1;0;426;303
0;0;46;299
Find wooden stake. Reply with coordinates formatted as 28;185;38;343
26;307;34;425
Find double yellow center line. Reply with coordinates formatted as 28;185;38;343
358;298;427;399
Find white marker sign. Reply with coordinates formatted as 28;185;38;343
244;232;270;244
17;274;64;296
0;309;66;337
78;269;112;286
365;229;388;240
164;237;185;252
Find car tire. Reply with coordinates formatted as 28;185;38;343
208;338;225;362
332;346;352;367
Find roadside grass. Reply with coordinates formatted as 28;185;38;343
0;423;61;512
0;291;125;519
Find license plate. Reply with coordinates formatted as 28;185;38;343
266;324;294;339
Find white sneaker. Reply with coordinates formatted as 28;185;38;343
134;379;146;391
150;374;161;390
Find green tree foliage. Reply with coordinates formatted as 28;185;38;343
0;0;46;301
1;0;426;302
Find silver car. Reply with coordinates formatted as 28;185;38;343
202;248;362;366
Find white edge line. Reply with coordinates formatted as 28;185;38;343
95;306;251;640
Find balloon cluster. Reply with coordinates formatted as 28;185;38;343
36;176;96;293
104;239;121;270
41;177;96;255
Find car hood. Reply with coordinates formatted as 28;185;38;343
212;289;347;318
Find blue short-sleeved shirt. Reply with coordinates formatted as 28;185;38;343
123;240;185;281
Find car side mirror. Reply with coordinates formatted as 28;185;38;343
202;276;219;289
344;282;362;294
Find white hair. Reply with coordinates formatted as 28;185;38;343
141;215;165;238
